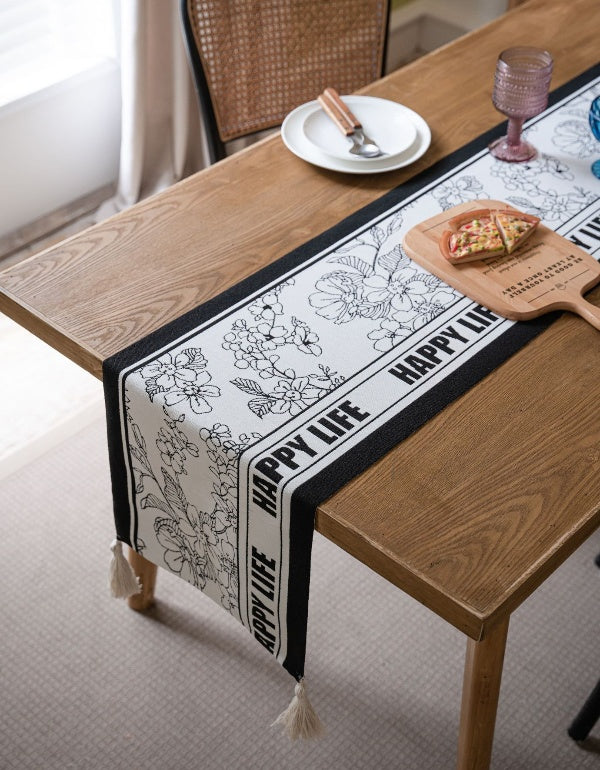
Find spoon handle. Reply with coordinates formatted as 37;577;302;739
317;94;354;136
323;87;362;129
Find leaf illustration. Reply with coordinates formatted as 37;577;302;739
180;347;207;371
359;301;390;320
574;185;596;201
130;445;153;472
153;516;175;536
386;210;404;235
203;547;219;583
131;423;146;451
145;378;164;401
248;397;276;418
329;241;363;255
507;196;544;216
141;493;173;516
186;442;199;457
231;377;267;396
212;492;233;516
378;244;407;275
420;273;444;288
333;255;374;276
370;224;386;247
161;467;188;514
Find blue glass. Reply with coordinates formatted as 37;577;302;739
589;95;600;179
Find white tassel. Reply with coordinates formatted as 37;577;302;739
272;678;325;740
109;539;141;598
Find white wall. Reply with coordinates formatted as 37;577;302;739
388;0;509;69
392;0;508;30
0;60;121;240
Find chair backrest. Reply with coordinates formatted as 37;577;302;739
181;0;390;163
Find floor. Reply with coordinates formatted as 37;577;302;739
0;215;105;480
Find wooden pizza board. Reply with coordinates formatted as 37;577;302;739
402;199;600;330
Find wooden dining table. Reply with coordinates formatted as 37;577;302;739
1;0;599;766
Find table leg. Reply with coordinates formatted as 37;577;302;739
456;617;510;770
126;548;157;611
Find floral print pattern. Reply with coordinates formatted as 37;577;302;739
308;211;460;343
128;408;258;610
141;348;221;415
223;281;343;418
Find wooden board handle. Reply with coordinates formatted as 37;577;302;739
317;93;354;136
566;297;600;330
323;87;362;129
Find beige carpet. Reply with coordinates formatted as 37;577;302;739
1;416;599;769
0;313;103;479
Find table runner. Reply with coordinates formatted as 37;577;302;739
103;65;600;736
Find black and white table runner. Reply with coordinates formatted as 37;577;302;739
103;66;600;706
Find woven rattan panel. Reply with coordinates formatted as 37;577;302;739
187;0;389;142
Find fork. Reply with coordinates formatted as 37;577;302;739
318;87;384;158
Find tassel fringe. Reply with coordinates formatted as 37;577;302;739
109;539;141;598
272;678;324;740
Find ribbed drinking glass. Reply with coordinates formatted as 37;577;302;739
488;47;553;162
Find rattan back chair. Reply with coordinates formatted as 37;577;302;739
180;0;390;164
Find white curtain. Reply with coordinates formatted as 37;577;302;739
97;0;208;219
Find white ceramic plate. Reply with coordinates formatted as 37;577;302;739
302;95;417;161
281;97;431;174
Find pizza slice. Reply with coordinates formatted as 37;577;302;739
494;209;540;254
440;209;505;264
439;206;540;264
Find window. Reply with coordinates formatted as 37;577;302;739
0;0;121;243
0;0;117;108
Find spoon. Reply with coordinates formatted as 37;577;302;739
317;89;385;158
346;131;383;158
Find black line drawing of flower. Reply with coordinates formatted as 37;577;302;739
223;282;342;419
486;149;596;223
199;422;231;450
230;365;342;419
218;540;237;586
367;318;413;352
504;187;596;223
270;375;324;416
156;426;187;475
162;369;221;414
534;155;576;182
247;321;289;351
146;469;219;590
126;409;261;611
310;272;365;323
248;291;284;322
362;264;430;313
308;213;459;347
552;119;597;158
219;581;239;613
490;153;574;194
140;347;221;416
292;320;322;356
141;348;206;391
431;175;487;210
407;288;459;328
155;515;203;584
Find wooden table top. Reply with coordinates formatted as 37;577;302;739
2;0;599;641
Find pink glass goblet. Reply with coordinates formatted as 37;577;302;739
488;47;553;162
